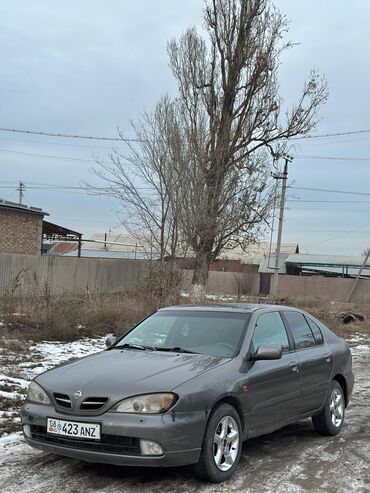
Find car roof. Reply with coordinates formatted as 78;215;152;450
158;303;301;314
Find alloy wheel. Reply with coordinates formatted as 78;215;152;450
329;388;344;427
213;415;240;471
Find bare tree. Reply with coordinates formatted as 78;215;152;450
87;96;185;263
164;0;328;292
89;0;328;295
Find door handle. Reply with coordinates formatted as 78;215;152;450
288;360;299;372
323;352;331;361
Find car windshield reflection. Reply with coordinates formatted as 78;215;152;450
114;310;250;358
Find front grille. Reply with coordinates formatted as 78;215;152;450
80;397;109;411
30;425;141;455
54;393;72;409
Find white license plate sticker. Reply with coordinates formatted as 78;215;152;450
47;418;101;440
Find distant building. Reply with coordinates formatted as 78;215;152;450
49;232;298;268
0;198;82;257
0;198;47;255
48;232;153;259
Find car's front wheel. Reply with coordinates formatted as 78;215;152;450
312;380;345;436
193;403;242;483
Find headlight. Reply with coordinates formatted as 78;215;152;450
112;393;177;414
27;381;50;405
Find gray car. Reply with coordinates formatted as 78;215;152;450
21;304;354;483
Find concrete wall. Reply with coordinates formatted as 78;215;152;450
0;209;43;256
1;253;369;303
183;270;370;303
182;270;261;296
277;275;370;303
0;254;147;296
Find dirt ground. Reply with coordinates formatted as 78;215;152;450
0;341;369;493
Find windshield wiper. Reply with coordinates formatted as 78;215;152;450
115;343;154;351
155;346;199;354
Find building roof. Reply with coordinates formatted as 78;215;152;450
43;221;81;240
258;252;290;274
218;242;298;264
47;242;78;255
64;249;154;259
0;198;48;216
83;233;144;252
259;252;370;275
285;254;370;269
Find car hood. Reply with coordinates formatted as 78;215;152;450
36;349;228;407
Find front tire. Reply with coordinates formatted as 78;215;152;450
193;403;242;483
312;380;345;436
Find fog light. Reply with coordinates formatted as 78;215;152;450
23;424;32;438
140;439;164;456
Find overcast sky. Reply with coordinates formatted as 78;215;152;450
1;0;369;256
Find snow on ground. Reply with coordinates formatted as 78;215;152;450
0;336;107;439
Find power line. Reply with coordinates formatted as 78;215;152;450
291;128;370;140
1;126;370;142
286;229;370;233
3;146;370;165
294;154;370;162
0;183;154;191
301;221;370;249
287;199;370;203
290;186;370;197
0;148;121;165
286;207;370;213
1;134;369;151
0;127;142;142
297;136;370;147
0;136;124;149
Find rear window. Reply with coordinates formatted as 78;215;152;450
305;317;324;345
283;311;316;349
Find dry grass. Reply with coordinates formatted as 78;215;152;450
0;293;156;342
0;263;183;343
1;277;369;344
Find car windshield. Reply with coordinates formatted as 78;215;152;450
114;310;250;358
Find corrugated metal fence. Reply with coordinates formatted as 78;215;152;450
0;254;147;296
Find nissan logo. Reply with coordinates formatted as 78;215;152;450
74;390;82;399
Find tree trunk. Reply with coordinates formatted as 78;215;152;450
191;249;212;301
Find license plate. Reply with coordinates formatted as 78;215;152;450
47;418;101;440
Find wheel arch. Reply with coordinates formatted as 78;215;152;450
332;374;348;407
211;395;246;437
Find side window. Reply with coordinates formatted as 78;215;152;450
252;312;290;353
305;317;324;345
283;311;316;349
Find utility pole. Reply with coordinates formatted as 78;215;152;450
347;248;370;302
270;157;291;298
18;181;25;205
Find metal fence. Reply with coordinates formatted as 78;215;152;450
0;254;148;296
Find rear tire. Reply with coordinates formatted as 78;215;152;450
193;403;242;483
312;380;345;436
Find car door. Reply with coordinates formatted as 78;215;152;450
282;311;333;414
243;311;301;435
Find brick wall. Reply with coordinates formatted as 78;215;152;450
0;209;43;255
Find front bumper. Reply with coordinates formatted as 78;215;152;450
21;402;206;467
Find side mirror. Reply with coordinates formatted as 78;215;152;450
252;345;282;361
105;335;118;348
